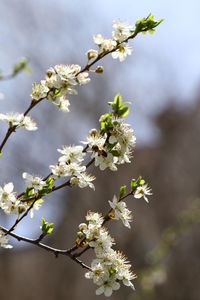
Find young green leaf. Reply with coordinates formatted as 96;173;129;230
41;217;54;234
120;185;127;197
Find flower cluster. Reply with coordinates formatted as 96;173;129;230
0;229;12;249
83;104;136;171
77;211;135;297
87;19;134;63
0;182;23;215
31;64;90;111
0;179;43;218
49;145;95;190
0;113;37;130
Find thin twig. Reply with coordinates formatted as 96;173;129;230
0;31;139;153
0;226;91;270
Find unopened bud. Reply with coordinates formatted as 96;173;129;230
87;49;98;60
95;66;104;74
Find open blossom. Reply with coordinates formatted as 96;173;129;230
0;182;20;215
31;80;49;101
57;96;70;112
58;145;85;164
109;118;136;164
50;162;86;177
134;184;152;203
112;44;132;62
94;153;118;171
83;129;106;152
70;172;96;190
113;19;134;40
23;116;38;131
108;195;132;228
93;34;116;51
22;172;47;190
0;229;12;249
85;250;135;297
0;112;24;126
80;205;136;297
93;34;106;45
31;63;90;111
89;227;115;257
77;72;90;85
0;113;37;131
86;211;104;226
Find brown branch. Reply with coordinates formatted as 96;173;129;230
71;190;134;256
0;226;91;270
0;30;139;154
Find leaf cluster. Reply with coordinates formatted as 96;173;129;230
41;217;54;234
135;14;163;35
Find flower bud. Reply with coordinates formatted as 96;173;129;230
95;66;104;74
87;49;98;60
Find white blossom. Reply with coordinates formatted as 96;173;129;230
86;211;104;226
58;145;85;164
112;44;132;62
109;118;136;164
77;72;90;85
108;195;132;228
0;113;37;131
0;182;20;215
22;172;47;190
57;96;70;112
134;184;152;203
49;162;86;177
70;172;96;190
94;153;118;171
23;116;38;131
0;112;24;127
31;80;49;100
87;49;98;60
83;129;106;152
93;34;105;46
0;229;12;249
113;19;134;40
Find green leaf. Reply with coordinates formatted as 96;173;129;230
131;176;145;190
108;93;131;118
99;113;113;132
38;176;54;196
118;107;129;117
120;185;127;197
135;14;163;35
12;57;31;76
41;217;54;234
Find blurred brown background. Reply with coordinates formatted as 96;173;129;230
0;1;200;299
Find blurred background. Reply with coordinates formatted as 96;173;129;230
0;0;200;299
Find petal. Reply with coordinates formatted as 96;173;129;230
4;182;14;193
104;286;112;297
96;286;104;296
112;281;120;291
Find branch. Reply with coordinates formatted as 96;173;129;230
0;31;140;153
71;190;134;257
0;226;91;270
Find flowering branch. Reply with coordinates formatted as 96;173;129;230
0;13;162;298
0;225;91;270
0;14;162;155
